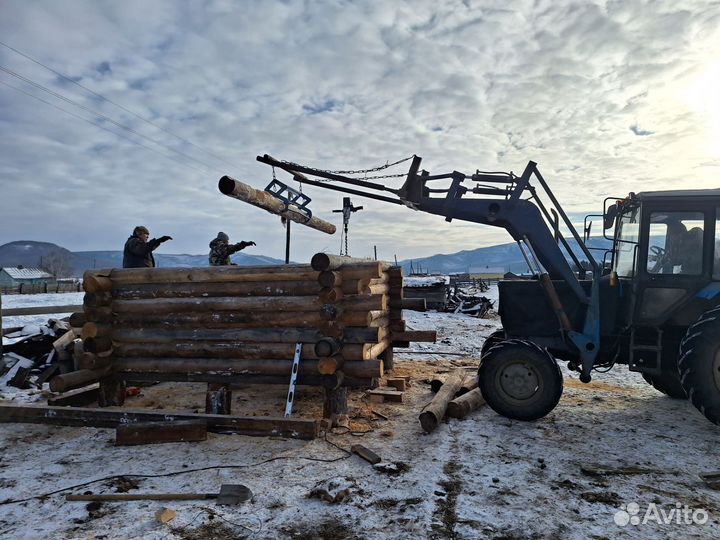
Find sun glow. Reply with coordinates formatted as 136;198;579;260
681;60;720;155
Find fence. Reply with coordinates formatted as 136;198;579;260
0;282;82;295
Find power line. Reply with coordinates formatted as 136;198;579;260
0;40;242;171
0;79;212;176
0;64;223;173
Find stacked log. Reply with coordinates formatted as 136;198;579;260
58;256;431;399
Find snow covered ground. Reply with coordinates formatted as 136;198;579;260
1;291;84;328
1;286;720;539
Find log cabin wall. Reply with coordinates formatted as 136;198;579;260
69;254;415;404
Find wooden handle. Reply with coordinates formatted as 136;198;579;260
66;493;211;501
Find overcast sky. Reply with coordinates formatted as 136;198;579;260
1;0;718;262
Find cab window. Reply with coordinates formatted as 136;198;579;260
647;212;704;275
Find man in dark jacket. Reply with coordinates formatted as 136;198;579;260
209;232;256;266
122;226;172;268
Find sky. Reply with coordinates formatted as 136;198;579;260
0;0;719;263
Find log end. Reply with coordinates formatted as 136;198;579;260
419;411;439;433
311;252;332;272
218;176;236;195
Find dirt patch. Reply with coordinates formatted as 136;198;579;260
171;521;249;540
565;377;637;395
580;491;622;505
280;517;362;540
432;460;463;539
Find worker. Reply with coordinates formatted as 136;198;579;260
122;226;172;268
209;232;256;266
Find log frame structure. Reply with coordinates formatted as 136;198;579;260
53;254;436;427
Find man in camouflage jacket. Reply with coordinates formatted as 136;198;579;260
209;231;256;266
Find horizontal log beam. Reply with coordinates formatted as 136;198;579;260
391;330;437;343
219;176;336;235
113;357;382;379
120;371;376;389
2;305;82;316
108;265;319;286
0;404;318;440
49;367;111;393
112;280;322;299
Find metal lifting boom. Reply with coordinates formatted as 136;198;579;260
257;153;602;379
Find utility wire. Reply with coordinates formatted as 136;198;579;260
0;64;223;174
0;40;242;171
0;79;211;176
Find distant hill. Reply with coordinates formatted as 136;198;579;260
399;237;613;275
0;241;286;277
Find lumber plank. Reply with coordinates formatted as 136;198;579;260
115;420;208;446
0;404;318;439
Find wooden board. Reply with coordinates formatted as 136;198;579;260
0;404;318;440
115;420;207;446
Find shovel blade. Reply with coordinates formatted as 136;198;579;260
217;484;252;505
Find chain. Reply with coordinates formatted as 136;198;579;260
280;155;415;183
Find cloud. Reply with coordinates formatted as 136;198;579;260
1;0;719;262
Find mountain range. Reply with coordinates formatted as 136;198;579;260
0;238;613;277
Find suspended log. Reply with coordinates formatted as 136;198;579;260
446;388;486;419
83;272;112;293
218;176;336;234
111;294;386;314
108;265;319;286
419;369;466;433
113;358;382;379
112;280;322;299
49;367;111;393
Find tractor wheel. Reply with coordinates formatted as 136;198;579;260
480;329;506;358
641;372;687;399
678;309;720;425
478;339;563;421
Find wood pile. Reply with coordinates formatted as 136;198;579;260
56;253;435;408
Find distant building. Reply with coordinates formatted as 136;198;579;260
469;266;506;278
404;275;450;310
0;266;56;291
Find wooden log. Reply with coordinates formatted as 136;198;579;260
319;287;343;303
319;306;389;325
315;337;341;357
379;346;394;371
83;336;113;354
111;294;386;314
317;357;339;375
112;280;322;299
84;306;113;322
98;376;126;407
457;374;479;396
69;312;86;328
49;367;111;393
84;292;112;307
124;371;375;389
113;357;382;379
339;264;389;280
53;329;78;352
365;339;390;360
219;176;336;234
0;404;318;439
83;272;112;293
47;384;99;407
367;388;403;403
323;384;348;427
116;420;208;446
311;253;375;271
350;444;381;464
81;322;111;339
318;271;342;288
367;283;390;296
391;330;437;343
77;352;112;370
114;310;330;329
447;388;486;419
419;369;466;433
206;384;232;415
108;265;319;286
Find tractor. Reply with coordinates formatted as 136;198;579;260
258;154;720;425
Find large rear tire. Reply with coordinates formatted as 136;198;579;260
478;339;563;421
641;371;687;399
678;308;720;425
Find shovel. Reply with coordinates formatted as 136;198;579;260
66;484;252;505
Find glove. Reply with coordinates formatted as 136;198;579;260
247;241;256;247
158;235;172;243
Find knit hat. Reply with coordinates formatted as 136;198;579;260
133;226;149;236
216;232;229;242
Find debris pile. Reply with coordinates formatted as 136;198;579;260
446;289;494;318
1;318;78;391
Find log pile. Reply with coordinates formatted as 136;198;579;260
56;254;435;409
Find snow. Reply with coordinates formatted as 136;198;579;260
404;275;450;287
1;286;720;539
1;291;84;328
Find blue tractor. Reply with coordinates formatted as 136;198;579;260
259;154;720;425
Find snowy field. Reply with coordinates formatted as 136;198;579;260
1;286;720;539
1;291;85;328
